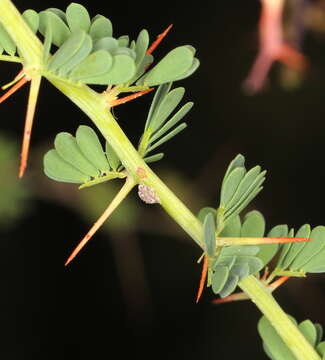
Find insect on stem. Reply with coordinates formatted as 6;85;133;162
65;177;136;266
146;24;173;55
196;254;208;303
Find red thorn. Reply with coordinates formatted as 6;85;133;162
147;24;173;55
269;275;289;291
110;88;154;107
195;255;208;303
261;267;269;281
0;76;29;104
267;237;311;243
212;292;249;305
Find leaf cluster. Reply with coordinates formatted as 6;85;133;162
275;225;325;274
44;125;124;186
138;82;193;160
259;315;325;360
198;209;277;297
0;3;199;87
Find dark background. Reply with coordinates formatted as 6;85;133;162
1;0;325;359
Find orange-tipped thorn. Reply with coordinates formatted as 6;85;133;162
19;76;42;178
65;178;135;266
195;254;208;303
268;275;289;291
212;292;249;305
109;88;154;107
267;237;311;243
212;276;290;305
147;24;173;55
0;76;29;104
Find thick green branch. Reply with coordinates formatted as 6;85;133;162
239;276;321;360
48;78;204;248
0;2;321;359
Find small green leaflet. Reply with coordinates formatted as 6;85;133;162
137;46;199;86
43;125;124;186
219;154;266;224
39;10;71;47
0;22;16;56
66;3;91;32
203;213;216;257
89;15;113;39
275;225;325;274
138;83;193;160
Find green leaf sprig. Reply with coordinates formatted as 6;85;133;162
138;82;193;161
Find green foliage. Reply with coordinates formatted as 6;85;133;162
203;212;216;257
219;154;266;225
0;21;16;56
138;82;193;160
0;3;199;88
136;46;199;86
275;225;325;274
258;316;325;360
43;125;124;186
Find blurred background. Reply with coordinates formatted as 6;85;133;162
1;0;325;358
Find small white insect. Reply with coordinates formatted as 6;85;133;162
138;184;160;204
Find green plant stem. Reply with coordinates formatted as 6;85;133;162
0;0;42;66
48;78;205;248
0;2;321;359
239;276;321;360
